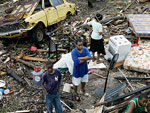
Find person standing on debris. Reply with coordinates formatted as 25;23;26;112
42;61;63;113
125;94;150;113
84;13;105;64
71;39;91;99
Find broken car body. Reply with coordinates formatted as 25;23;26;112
0;0;76;42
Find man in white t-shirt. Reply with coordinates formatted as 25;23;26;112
84;14;105;64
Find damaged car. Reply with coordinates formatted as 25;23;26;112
0;0;76;43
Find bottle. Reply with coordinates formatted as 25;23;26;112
32;66;43;87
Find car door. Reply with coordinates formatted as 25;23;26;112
50;0;67;20
43;0;59;26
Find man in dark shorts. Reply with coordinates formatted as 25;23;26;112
42;61;63;113
84;13;105;64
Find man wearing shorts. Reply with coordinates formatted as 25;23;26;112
71;39;91;98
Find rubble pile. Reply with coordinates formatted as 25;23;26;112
0;0;150;113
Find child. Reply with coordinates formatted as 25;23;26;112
125;94;148;113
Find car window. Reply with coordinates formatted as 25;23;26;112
35;0;42;11
45;0;52;8
51;0;63;7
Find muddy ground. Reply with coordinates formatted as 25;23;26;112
0;0;150;113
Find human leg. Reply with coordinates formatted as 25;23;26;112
72;77;81;95
81;82;86;93
81;74;88;93
46;94;53;113
92;52;95;62
53;94;63;113
72;77;81;101
97;53;100;64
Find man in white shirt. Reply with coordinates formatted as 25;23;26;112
84;14;105;64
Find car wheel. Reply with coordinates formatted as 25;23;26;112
32;27;45;43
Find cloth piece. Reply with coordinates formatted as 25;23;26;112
87;19;102;40
72;74;88;86
54;53;73;74
71;47;91;78
42;70;61;94
46;94;63;113
88;60;106;69
125;98;145;113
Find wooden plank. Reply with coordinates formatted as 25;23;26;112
23;56;48;62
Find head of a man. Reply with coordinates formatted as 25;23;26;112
138;94;148;107
76;39;83;51
94;13;103;22
46;61;54;74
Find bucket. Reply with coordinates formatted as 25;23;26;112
63;83;71;93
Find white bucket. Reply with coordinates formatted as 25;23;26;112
63;83;71;93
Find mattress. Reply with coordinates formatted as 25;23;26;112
123;39;150;73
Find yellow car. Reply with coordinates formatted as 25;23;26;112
0;0;76;43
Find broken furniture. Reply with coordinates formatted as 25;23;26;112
126;14;150;46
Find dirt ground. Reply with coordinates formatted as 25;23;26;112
0;0;150;113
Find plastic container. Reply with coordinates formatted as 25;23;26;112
0;89;4;100
32;66;43;87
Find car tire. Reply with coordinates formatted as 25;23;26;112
32;27;45;44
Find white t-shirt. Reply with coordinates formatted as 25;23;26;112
88;19;103;40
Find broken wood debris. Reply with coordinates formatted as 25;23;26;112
11;55;35;69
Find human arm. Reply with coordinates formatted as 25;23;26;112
41;74;48;94
78;56;91;61
98;24;103;35
78;47;92;62
57;70;62;93
127;102;135;113
42;81;48;95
